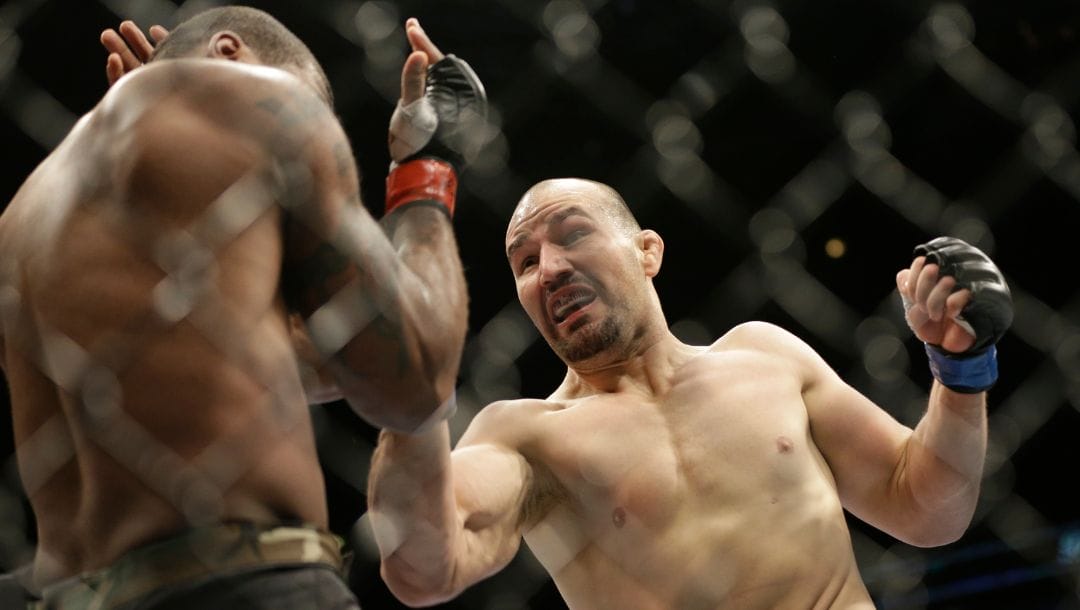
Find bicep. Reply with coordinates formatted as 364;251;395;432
800;344;913;523
448;443;530;585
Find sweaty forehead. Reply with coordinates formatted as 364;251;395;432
505;180;619;242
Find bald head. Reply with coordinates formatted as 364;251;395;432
508;178;640;240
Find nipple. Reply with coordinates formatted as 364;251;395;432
612;507;627;528
776;436;794;453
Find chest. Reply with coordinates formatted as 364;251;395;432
532;354;823;531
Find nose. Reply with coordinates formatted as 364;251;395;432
538;244;572;288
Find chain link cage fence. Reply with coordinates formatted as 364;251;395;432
0;0;1078;608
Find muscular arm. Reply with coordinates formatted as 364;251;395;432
801;347;985;547
367;401;535;606
285;18;471;431
795;253;990;546
256;70;465;431
281;135;467;431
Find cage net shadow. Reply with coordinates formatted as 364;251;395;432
1;0;1078;608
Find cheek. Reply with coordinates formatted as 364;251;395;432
516;279;544;318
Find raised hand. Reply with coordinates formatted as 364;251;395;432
897;254;976;354
400;18;444;105
898;236;1012;393
384;18;487;219
387;18;486;165
100;20;169;86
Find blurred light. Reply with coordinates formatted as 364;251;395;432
875;543;930;600
836;91;891;149
657;154;713;203
645;100;687;130
354;1;399;42
927;3;975;55
776;158;849;226
739;6;794;83
987;412;1022;471
862;334;909;382
11;87;75;150
104;0;181;25
1021;92;1077;170
1057;528;1080;565
861;155;906;197
1056;334;1080;382
748;208;796;254
542;0;600;61
739;5;789;45
979;456;1016;504
469;130;510;177
652;114;703;158
0;23;20;86
674;71;720;115
824;237;846;259
940;206;994;252
351;1;404;69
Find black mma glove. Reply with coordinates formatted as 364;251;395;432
911;236;1013;393
385;55;487;219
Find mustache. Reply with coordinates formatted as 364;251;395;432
545;273;595;297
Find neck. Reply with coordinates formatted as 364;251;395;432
555;326;695;398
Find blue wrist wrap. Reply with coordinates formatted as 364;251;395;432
924;344;998;394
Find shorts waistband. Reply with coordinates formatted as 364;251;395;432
37;523;344;610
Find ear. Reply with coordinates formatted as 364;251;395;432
639;229;664;278
207;31;248;61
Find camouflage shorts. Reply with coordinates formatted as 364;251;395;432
34;523;346;610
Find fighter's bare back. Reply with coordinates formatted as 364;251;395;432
0;59;336;583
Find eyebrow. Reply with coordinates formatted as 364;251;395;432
506;205;590;259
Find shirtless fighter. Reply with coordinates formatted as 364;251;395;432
367;178;1012;608
0;6;483;608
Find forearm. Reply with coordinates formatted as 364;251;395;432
368;425;461;605
382;203;468;398
308;204;466;430
903;381;987;540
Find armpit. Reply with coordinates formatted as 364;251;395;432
519;459;569;530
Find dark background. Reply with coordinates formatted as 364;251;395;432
2;0;1079;608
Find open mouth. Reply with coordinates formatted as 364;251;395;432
549;288;597;325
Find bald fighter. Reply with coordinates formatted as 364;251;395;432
0;6;482;608
367;178;1012;608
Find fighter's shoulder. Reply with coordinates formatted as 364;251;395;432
100;60;327;136
703;321;826;371
709;321;805;352
110;59;306;99
459;398;558;447
472;398;560;426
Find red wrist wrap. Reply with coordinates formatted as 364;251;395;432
385;158;458;218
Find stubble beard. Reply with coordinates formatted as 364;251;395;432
554;314;623;363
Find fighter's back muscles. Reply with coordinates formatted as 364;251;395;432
101;57;464;431
0;57;465;573
0;58;350;575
